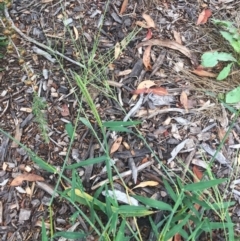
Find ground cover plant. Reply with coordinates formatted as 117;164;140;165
1;1;240;241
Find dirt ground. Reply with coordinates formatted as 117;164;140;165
1;0;240;240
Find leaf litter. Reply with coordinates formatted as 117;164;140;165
1;0;240;240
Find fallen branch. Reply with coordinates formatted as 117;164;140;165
4;7;86;69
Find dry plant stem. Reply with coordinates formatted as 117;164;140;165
91;160;154;190
123;93;144;121
4;7;85;69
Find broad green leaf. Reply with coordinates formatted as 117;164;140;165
65;155;107;169
212;19;233;28
220;31;233;44
231;40;240;53
184;178;226;191
108;126;133;133
41;219;48;241
201;52;236;67
225;86;240;103
217;63;232;80
133;195;172;211
65;123;74;139
80;117;93;129
53;231;86;239
103;120;141;127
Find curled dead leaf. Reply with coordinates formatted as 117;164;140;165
143;45;152;71
110;136;123;154
119;0;128;15
132;80;156;100
196;9;212;25
132;87;168;96
133;181;159;189
142;13;155;28
11;173;44;186
191;69;217;77
61;104;70;116
180;91;188;113
136;39;198;67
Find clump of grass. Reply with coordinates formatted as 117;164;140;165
32;93;49;143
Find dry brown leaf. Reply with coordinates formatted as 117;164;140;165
132;80;156;100
191;69;217;77
180;91;188;113
174;233;182;241
117;69;132;76
136;39;198;66
196;9;212;25
114;42;121;59
173;30;182;45
110;137;123;154
143;45;152;71
142;13;155;28
11;174;44;186
142;29;153;41
73;26;79;40
133;87;168;96
193;165;203;181
119;0;128;15
133;181;159;189
135;21;149;28
61;104;70;116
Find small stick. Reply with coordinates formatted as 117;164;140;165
4;7;86;69
123;93;144;121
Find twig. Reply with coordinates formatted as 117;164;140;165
123;93;144;121
91;160;154;190
4;7;86;69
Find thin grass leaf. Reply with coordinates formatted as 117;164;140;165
108;126;133;133
53;231;86;239
65;123;74;139
31;155;56;173
165;213;191;240
117;205;155;217
132;195;172;211
103;121;141;127
184;178;226;191
65;155;108;169
71;169;77;203
226;211;235;241
201;221;234;231
115;219;126;241
163;179;177;202
41;219;48;241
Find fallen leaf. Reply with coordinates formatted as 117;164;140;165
119;0;128;15
132;80;156;100
173;30;182;45
135;21;149;28
142;13;155;28
110;136;122;154
196;9;212;25
132;87;168;96
61;104;70;116
193;165;203;181
133;181;159;189
143;45;152;71
114;42;121;59
191;69;217;77
180;91;188;113
11;174;44;186
136;39;198;66
142;29;153;41
73;26;79;40
117;69;132;76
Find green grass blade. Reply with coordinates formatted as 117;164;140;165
184;178;226;191
53;231;86;239
132;195;172;211
163;179;177;202
65;123;74;138
41;219;48;241
103;121;141;128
